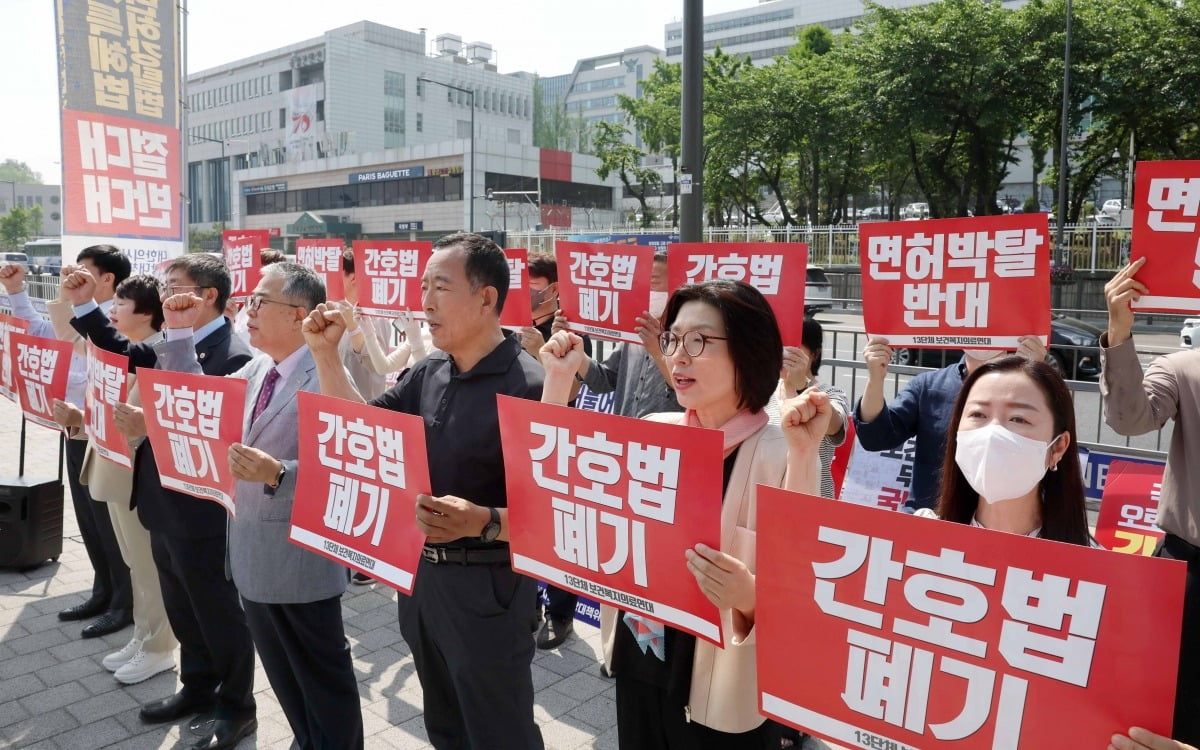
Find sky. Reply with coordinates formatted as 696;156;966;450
1;0;751;185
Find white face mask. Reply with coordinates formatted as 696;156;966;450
648;291;669;318
963;349;1004;363
955;423;1058;503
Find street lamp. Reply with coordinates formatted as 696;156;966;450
1112;147;1126;209
419;77;475;233
1053;0;1074;310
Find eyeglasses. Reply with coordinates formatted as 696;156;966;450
166;284;208;296
246;294;305;313
658;330;728;357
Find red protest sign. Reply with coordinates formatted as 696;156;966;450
555;241;653;343
61;111;183;240
838;438;915;511
860;215;1051;350
353;240;433;319
756;488;1184;750
84;342;132;468
222;229;269;301
497;396;726;644
295;239;345;301
136;369;247;515
1094;459;1166;556
1130;160;1200;312
289;391;431;594
668;242;808;346
9;332;73;430
0;314;30;402
499;248;532;328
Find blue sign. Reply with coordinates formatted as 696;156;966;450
242;182;288;195
349;167;425;184
1078;447;1164;502
568;232;678;253
394;221;424;232
536;582;601;628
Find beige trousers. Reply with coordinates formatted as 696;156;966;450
104;501;177;654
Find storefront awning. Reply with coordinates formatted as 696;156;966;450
285;211;362;236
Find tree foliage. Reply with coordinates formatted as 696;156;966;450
0;204;43;250
592;0;1200;225
0;159;42;185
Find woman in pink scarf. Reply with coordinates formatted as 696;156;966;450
541;279;831;749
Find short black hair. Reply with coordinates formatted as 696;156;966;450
434;232;510;315
661;280;782;413
341;248;355;274
77;244;131;287
260;249;285;266
114;274;164;330
528;253;558;283
802;317;824;376
167;254;233;312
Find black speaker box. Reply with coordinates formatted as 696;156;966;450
0;476;64;570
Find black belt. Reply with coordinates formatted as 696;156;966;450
421;544;511;566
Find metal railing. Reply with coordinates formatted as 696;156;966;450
509;222;1131;273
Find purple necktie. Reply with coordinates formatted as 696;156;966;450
251;368;281;423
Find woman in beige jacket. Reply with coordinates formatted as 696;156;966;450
541;279;828;749
49;275;178;685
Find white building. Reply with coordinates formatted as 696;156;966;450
0;183;62;238
562;47;663;151
185;21;618;236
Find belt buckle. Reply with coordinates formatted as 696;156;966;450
421;546;441;564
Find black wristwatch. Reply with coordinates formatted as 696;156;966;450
480;507;501;543
268;463;287;490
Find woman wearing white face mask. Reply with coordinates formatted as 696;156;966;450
926;355;1095;546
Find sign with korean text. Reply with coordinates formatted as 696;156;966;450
1130;160;1200;312
499;248;531;328
295;239;345;301
498;397;725;644
838;438;916;511
1094;460;1166;556
290;392;431;594
55;0;183;257
555;241;653;344
136;369;246;515
353;240;433;319
860;215;1051;349
84;342;132;468
8;333;73;430
756;488;1184;750
668;242;808;346
0;315;30;402
223;229;269;302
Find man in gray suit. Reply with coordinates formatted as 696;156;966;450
157;263;363;750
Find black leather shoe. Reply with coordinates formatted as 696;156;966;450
58;597;109;622
536;616;574;650
192;716;257;749
80;610;133;639
140;690;217;724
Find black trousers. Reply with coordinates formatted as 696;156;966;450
65;439;131;612
398;559;543;750
615;677;781;750
149;531;255;719
545;584;577;621
242;596;363;750
1155;533;1200;746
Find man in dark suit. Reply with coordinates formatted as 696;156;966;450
64;254;257;749
156;263;363;750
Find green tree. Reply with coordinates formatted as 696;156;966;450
619;59;682;223
592;121;662;227
0;204;42;250
0;159;42;185
532;76;593;153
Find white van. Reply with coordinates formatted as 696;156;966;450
805;264;833;315
1;252;29;270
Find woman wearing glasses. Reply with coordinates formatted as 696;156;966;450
540;279;830;749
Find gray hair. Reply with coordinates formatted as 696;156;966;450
263;262;326;311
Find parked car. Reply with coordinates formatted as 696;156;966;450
1180;318;1200;348
901;202;930;220
1;252;29;270
805;264;833;316
890;314;1104;380
1101;199;1125;218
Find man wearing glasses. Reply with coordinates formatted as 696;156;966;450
65;254;258;749
155;263;363;750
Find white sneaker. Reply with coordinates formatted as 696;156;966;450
113;647;175;685
101;637;143;672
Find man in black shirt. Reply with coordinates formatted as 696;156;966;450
302;233;545;750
